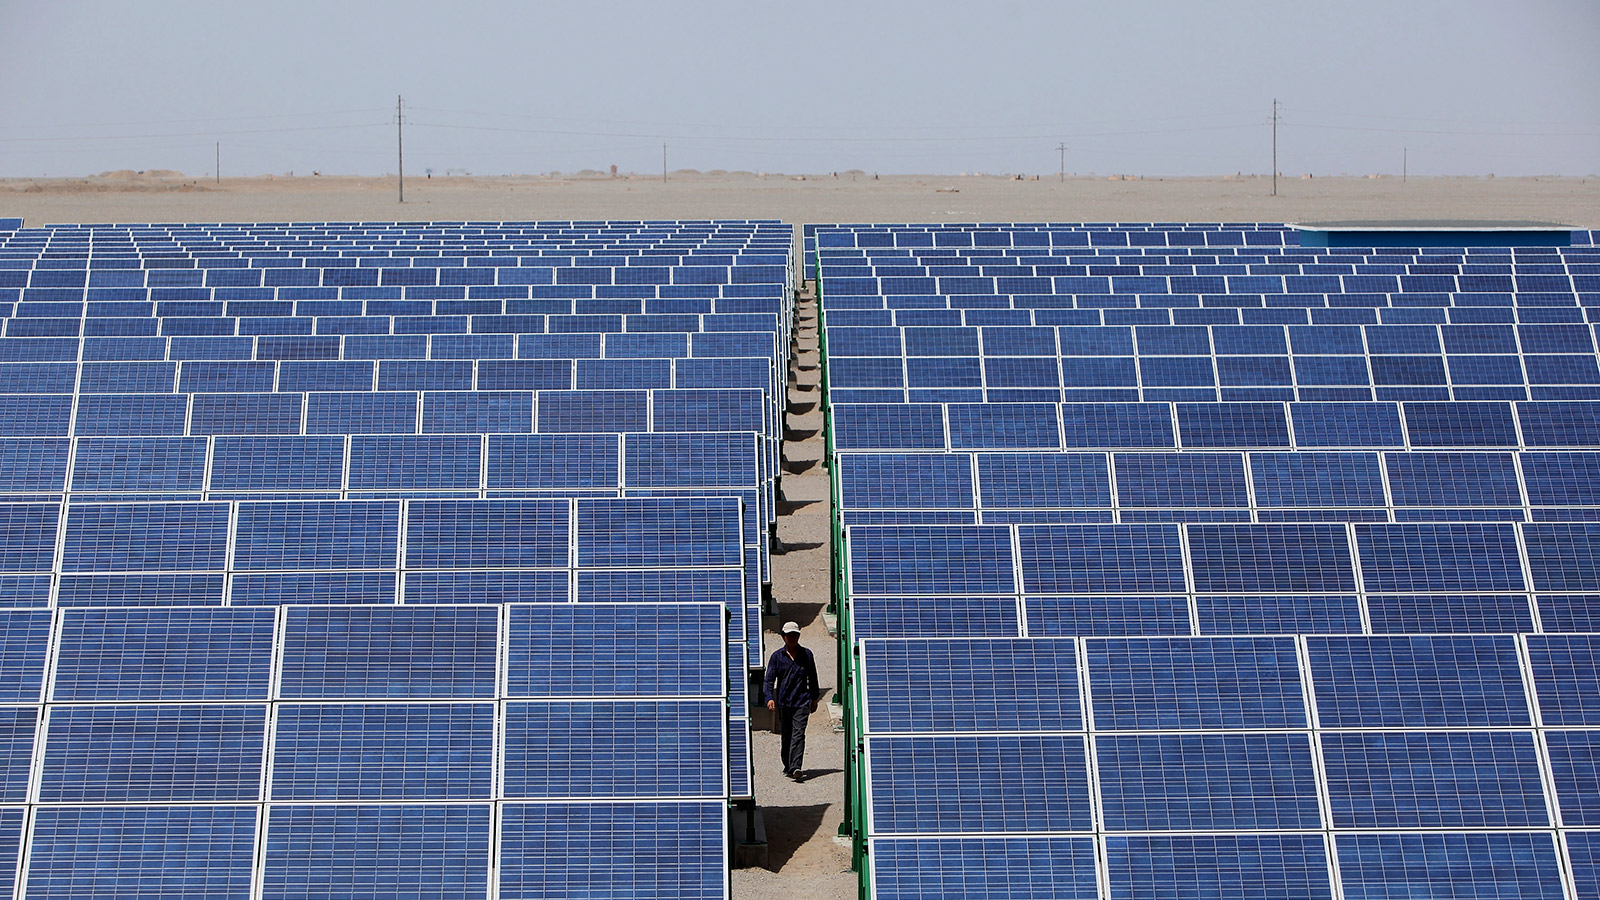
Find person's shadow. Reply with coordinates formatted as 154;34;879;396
760;803;831;870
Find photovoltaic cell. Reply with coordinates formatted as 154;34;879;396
1334;832;1563;900
1026;596;1192;637
863;638;1081;733
576;497;742;568
230;571;397;605
26;806;258;900
1306;635;1531;728
498;802;726;900
1095;732;1322;830
1355;523;1526;593
279;605;499;699
51;607;276;702
850;597;1022;639
39;704;266;802
61;502;230;573
874;837;1099;900
866;734;1092;834
0;609;49;701
234;500;399;571
1087;636;1306;730
1321;730;1548;828
1105;835;1332;900
1188;523;1356;593
269;703;495;800
261;804;491;900
1018;524;1185;594
507;604;724;698
502;700;725;799
1526;635;1600;726
849;526;1014;595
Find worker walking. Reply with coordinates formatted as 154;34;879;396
764;621;821;781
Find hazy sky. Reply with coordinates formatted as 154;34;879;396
1;0;1596;178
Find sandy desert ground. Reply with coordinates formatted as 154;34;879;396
1;170;1595;228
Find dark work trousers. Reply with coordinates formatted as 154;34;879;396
777;705;811;775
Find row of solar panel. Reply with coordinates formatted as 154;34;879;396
829;400;1600;450
0;603;727;702
830;323;1600;356
823;304;1600;331
847;592;1600;638
836;449;1600;514
0;357;776;394
0;267;789;289
819;252;1594;271
869;832;1591;900
0;801;729;900
860;634;1598;731
0;298;783;319
0;496;745;574
830;354;1600;393
0;389;770;437
0;432;758;495
0;700;727;801
0;309;784;334
845;521;1600;595
0;331;780;360
821;274;1594;298
866;729;1585;831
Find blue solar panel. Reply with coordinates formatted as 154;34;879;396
1334;832;1563;900
261;804;491;900
1355;523;1525;592
234;500;399;571
349;434;481;491
1114;453;1248;507
625;432;760;489
0;502;59;573
26;806;258;900
1366;593;1535;633
405;499;568;569
306;391;418;434
1059;402;1175;448
867;734;1092;833
974;452;1110;509
1288;402;1405;448
507;604;724;698
1386;451;1522;506
73;393;187;436
1404;401;1519;447
279;606;498;699
1518;401;1600;447
863;638;1080;732
0;437;68;493
850;526;1014;595
1177;402;1290;448
485;433;619;490
1188;523;1356;593
1018;523;1185;593
947;403;1060;449
536;390;648;432
1526;635;1600;726
1322;730;1548;828
576;497;742;568
40;704;266;802
402;570;570;604
1307;635;1531;728
1096;732;1321;829
498;802;726;900
1088;636;1306;729
1027;596;1191;636
1250;451;1386;507
831;404;946;450
209;435;345;492
189;392;304;435
1106;835;1332;900
839;454;974;509
52;607;275;701
70;436;208;494
270;703;495;800
874;837;1099;900
851;597;1022;639
502;700;724;798
61;501;229;572
422;390;532;433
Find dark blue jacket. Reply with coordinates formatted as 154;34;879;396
764;643;821;708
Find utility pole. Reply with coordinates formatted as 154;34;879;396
397;95;405;203
1057;143;1067;182
215;142;220;186
1271;98;1279;197
1403;146;1408;183
662;142;667;183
